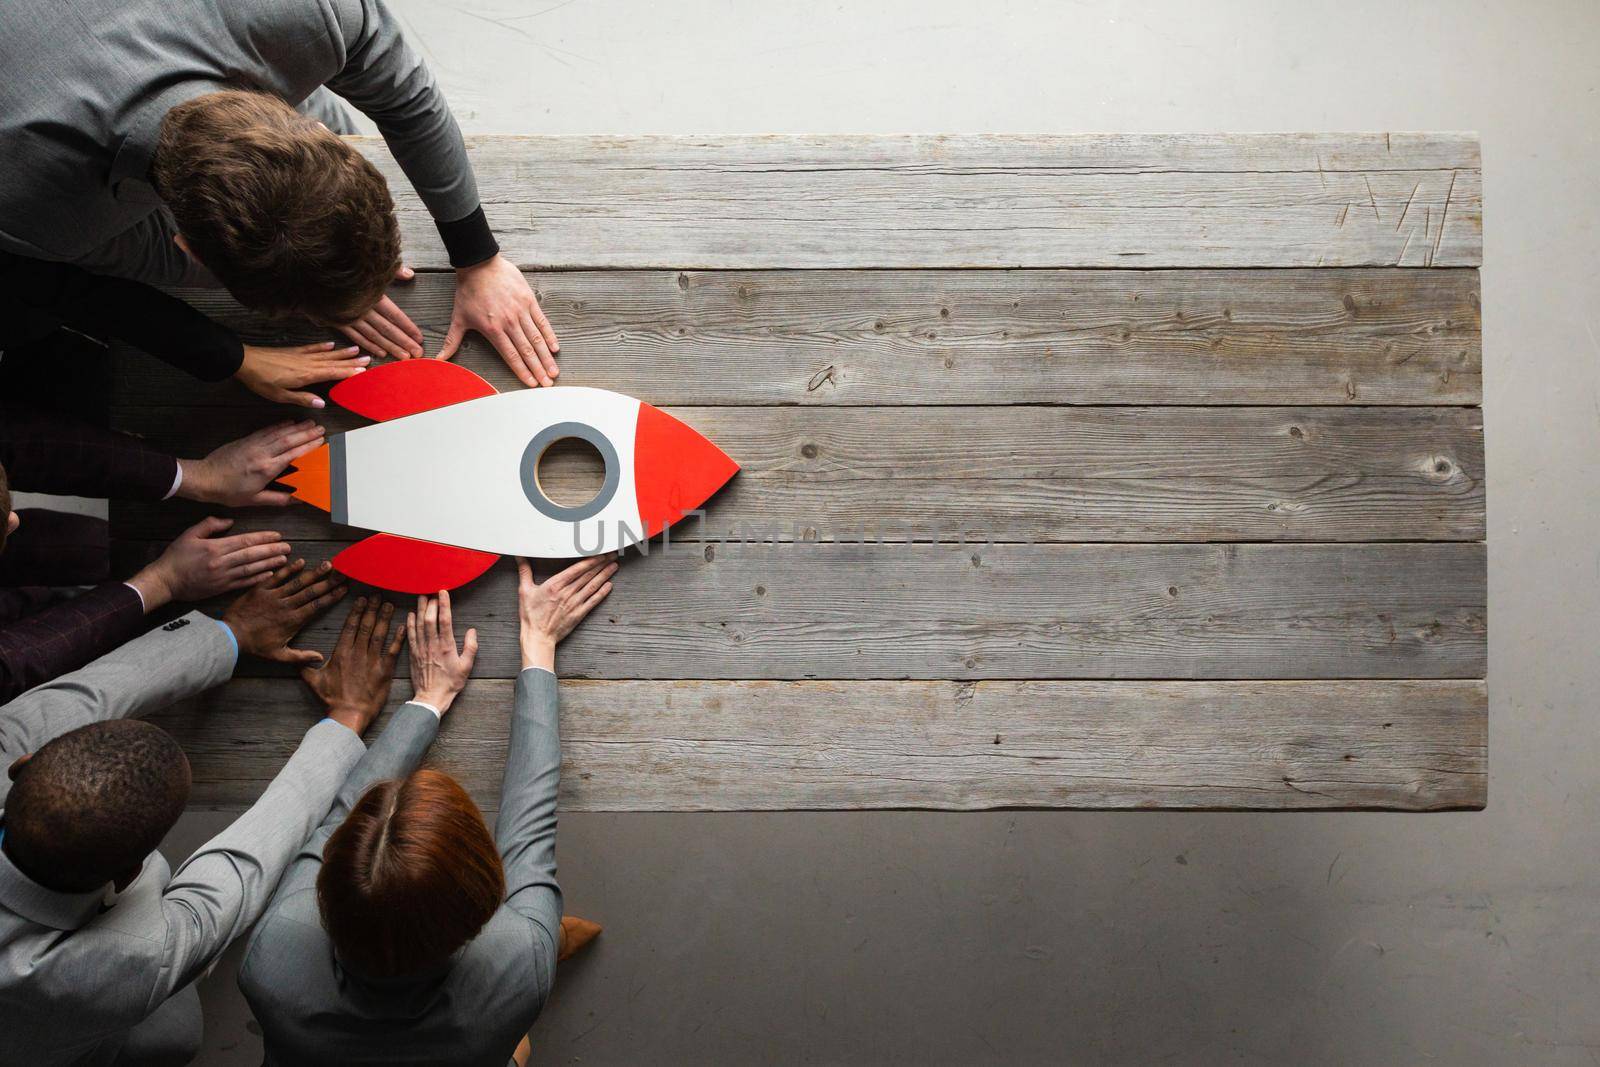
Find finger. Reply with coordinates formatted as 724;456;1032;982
215;529;286;551
248;489;296;507
273;436;327;470
422;595;439;642
283;559;331;599
382;294;425;348
461;627;479;669
435;321;466;362
572;561;619;604
269;558;307;590
269;421;325;452
371;297;424;358
406;611;419;656
546;555;607;592
394;264;416;284
485;326;538;389
314;345;365;364
270;646;324;666
576;581;613;616
220;541;293;567
188;516;234;539
336;326;371;355
356;596;379;646
277;388;327;410
506;318;553;388
299;341;345;355
226;554;289;581
305;582;349;614
519;312;558;383
531;305;560;355
337;597;367;653
348;320;397;360
372;600;397;651
437;589;455;646
385;609;406;658
516;557;534;589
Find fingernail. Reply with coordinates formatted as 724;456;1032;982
311;398;326;409
322;341;337;349
357;355;371;364
352;367;366;374
344;347;361;355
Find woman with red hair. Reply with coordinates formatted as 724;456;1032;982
238;553;617;1065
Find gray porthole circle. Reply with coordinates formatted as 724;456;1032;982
519;422;620;522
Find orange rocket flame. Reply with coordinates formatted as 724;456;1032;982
281;443;331;513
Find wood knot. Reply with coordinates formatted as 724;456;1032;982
755;584;766;596
801;443;819;459
1289;425;1304;440
1342;294;1358;314
939;306;951;319
703;545;716;562
677;272;690;290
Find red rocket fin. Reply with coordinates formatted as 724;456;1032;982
333;533;500;594
633;403;740;537
330;360;498;422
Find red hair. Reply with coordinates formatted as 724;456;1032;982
317;770;504;977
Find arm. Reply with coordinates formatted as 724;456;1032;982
0;584;148;707
497;557;617;970
323;0;494;266
0;608;234;773
0;248;242;381
0;406;178;500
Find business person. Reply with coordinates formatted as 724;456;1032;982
240;556;616;1066
0;561;370;1066
0;411;325;703
0;0;562;389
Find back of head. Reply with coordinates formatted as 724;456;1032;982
4;720;191;892
152;89;400;324
318;770;505;978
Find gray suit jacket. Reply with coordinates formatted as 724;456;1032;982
0;613;367;1066
0;0;479;285
239;668;565;1067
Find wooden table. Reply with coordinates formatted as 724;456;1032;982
112;134;1486;811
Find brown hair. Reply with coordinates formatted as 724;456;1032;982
0;461;10;555
152;90;400;323
317;770;505;977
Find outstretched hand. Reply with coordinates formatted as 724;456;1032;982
127;517;291;610
301;595;404;736
235;342;370;409
407;589;478;714
437;256;560;388
337;265;425;360
516;554;617;671
178;420;325;507
222;558;347;664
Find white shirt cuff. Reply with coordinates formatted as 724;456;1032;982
163;461;184;501
123;582;145;611
406;700;443;720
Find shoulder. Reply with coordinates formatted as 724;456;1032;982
238;894;334;995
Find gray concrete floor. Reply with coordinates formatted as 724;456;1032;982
153;1;1599;1062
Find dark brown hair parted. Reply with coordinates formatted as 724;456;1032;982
317;769;505;978
152;90;400;324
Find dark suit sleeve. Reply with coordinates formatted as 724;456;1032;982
0;249;243;381
0;407;178;500
0;582;145;704
495;668;563;988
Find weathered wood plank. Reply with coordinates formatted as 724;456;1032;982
112;405;1485;543
110;543;1485;680
113;268;1483;407
351;134;1482;268
150;678;1486;811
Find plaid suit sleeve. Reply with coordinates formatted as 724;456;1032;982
0;582;144;704
0;406;177;500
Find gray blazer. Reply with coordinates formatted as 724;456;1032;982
0;614;367;1066
239;668;565;1067
0;0;478;285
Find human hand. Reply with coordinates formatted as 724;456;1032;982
178;421;325;507
221;559;348;664
437;256;560;388
338;265;425;360
407;589;478;714
236;342;369;408
127;517;291;611
301;595;404;736
516;554;616;671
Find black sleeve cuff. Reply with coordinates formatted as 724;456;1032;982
436;206;501;269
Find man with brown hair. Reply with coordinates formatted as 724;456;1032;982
0;0;562;390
